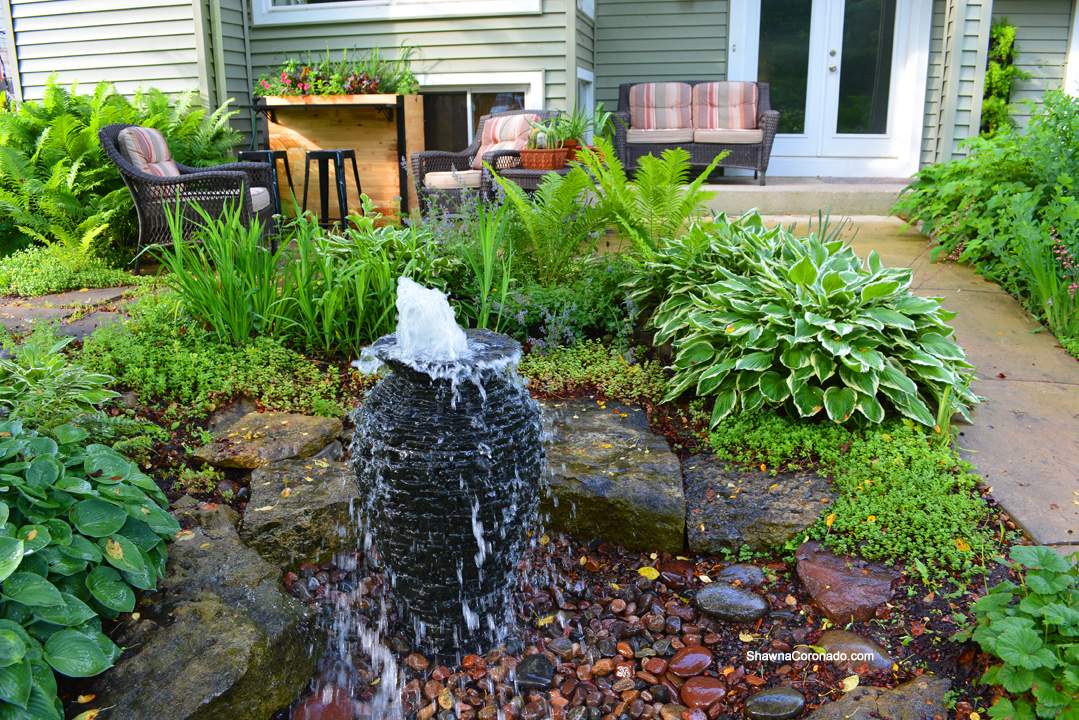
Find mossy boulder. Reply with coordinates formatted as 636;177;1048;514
85;505;324;720
540;399;684;553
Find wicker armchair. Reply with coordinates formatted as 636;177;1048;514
99;123;276;271
410;109;558;214
614;81;779;186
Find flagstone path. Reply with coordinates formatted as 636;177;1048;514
0;286;135;338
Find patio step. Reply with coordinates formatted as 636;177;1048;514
702;176;911;217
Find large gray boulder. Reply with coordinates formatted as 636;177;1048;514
684;458;834;553
195;411;343;469
242;459;360;566
86;505;325;720
540;399;684;553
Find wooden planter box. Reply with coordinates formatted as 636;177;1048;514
261;94;424;224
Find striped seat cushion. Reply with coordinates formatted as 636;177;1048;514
117;126;181;177
472;114;539;170
629;82;692;130
692;82;759;130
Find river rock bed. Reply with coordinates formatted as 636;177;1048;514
275;534;1009;720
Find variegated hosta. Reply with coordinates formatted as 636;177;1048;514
640;215;979;427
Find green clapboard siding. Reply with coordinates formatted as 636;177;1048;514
244;0;569;113
992;0;1073;129
8;0;201;99
218;0;254;142
577;9;594;73
594;0;727;107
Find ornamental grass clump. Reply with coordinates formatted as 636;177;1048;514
629;212;979;427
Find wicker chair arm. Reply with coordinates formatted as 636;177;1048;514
178;161;274;190
758;110;780;173
483;149;523;171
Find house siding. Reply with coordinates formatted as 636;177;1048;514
594;0;728;107
577;8;593;74
992;0;1073;128
921;0;991;164
6;0;201;100
242;0;569;115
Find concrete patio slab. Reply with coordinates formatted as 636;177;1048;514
706;177;910;217
25;286;134;307
779;216;1079;547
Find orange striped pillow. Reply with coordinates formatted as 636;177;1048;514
118;126;181;177
629;83;693;130
473;114;539;170
692;82;759;130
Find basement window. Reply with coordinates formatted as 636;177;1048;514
255;0;541;26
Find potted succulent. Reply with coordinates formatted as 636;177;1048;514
519;120;568;170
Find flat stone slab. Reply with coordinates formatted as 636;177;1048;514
684;458;834;553
20;286;134;307
803;676;951;720
0;305;73;333
242;459;360;566
796;541;901;624
194;411;343;469
539;398;685;553
841;218;1079;547
85;505;323;720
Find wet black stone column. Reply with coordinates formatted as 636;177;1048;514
350;330;543;655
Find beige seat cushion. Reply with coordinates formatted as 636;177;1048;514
627;128;695;144
425;170;483;190
694;128;764;144
250;186;271;212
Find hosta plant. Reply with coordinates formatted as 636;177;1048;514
955;545;1078;720
630;213;979;427
0;420;179;718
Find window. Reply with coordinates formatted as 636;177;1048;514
253;0;540;26
423;90;526;150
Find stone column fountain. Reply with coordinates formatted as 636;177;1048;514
350;278;544;656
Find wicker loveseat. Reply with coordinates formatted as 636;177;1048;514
614;81;779;186
99;123;275;270
411;109;558;214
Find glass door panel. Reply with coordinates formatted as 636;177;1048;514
757;0;814;135
836;0;896;134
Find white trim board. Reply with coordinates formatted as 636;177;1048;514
417;71;544;107
252;0;540;27
1066;0;1079;96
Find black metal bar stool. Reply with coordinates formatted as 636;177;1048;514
238;149;293;216
302;149;363;229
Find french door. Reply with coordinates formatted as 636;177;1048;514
728;0;932;175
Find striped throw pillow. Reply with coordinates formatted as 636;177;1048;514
692;82;759;130
473;114;539;170
118;126;181;178
628;83;693;130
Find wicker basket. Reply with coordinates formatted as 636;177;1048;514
519;148;569;170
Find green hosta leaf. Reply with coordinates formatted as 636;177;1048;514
41;521;70;548
0;506;7;528
758;371;791;403
823;386;858;423
780;348;811;369
788;255;818;285
39;547;85;578
904;349;943;367
98;535;146;577
894;393;936;427
919;332;965;360
24;458;59;491
57;536;101;564
849;346;885;371
860;280;900;303
856;393;885;423
818;333;850;357
0;574;63;608
0;538;24;583
740;388;766;413
862;307;916;331
678;341;715;365
736;371;764;392
894;295;941;314
86;566;135;614
810;351;836;383
69;499;127;538
697;360;736;395
791;383;825;417
710;390;738;427
820;272;846;295
838;364;878;396
1011;545;1072;573
50;425;88;447
0;658;31;709
879;364;918;394
994;628;1058;670
30;592;96;627
16;526;50;555
804;312;832;327
0;630;26;669
43;629;113;678
734;352;773;372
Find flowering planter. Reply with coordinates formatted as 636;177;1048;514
260;94;424;223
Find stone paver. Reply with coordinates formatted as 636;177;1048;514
827;217;1079;547
0;306;74;333
0;286;135;338
59;311;127;340
25;286;133;307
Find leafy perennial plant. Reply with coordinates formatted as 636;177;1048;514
631;213;979;427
